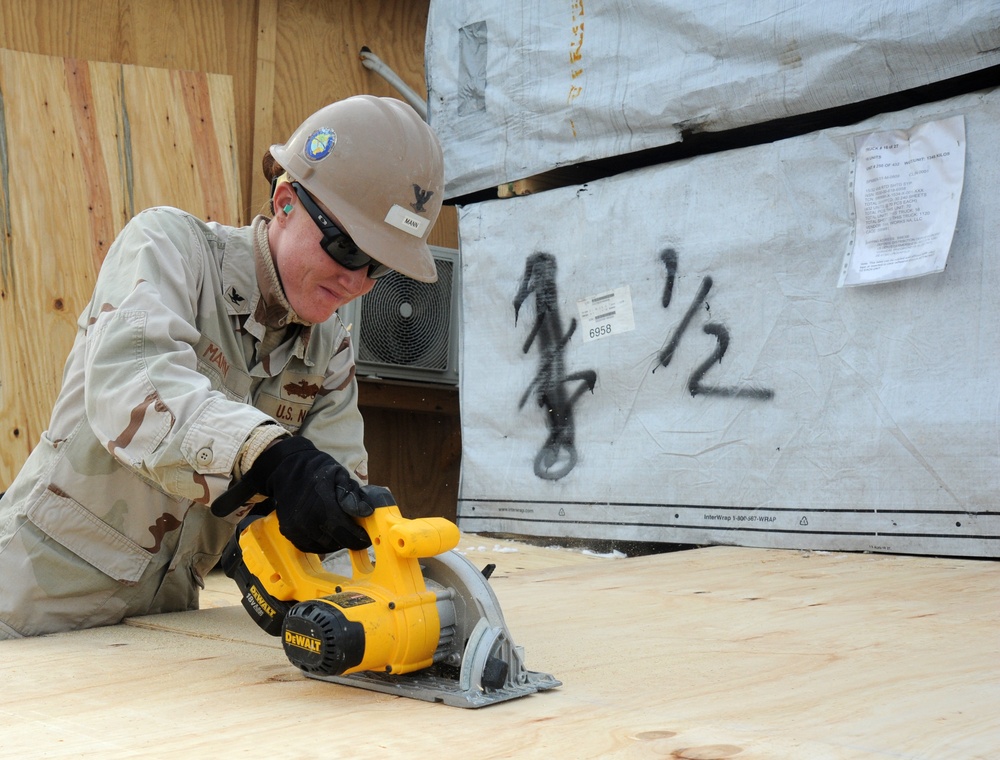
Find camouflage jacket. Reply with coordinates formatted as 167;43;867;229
0;207;367;637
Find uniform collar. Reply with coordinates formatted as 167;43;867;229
241;216;315;369
253;215;311;329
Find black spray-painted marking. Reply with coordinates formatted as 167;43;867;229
655;249;774;400
514;252;597;480
657;271;712;368
660;248;678;309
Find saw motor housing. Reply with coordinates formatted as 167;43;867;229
221;486;462;678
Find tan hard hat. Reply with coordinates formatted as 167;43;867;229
267;96;443;282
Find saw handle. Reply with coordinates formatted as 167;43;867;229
236;486;460;604
347;486;461;590
211;437;372;553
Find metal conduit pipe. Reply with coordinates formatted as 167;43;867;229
359;46;428;121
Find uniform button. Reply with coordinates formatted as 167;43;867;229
196;447;214;465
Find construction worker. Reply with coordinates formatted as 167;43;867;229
0;96;444;638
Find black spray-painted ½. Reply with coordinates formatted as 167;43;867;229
656;248;774;400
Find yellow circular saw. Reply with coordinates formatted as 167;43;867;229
218;486;560;708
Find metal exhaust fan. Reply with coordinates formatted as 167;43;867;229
340;247;460;385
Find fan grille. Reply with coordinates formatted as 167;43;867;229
356;259;454;371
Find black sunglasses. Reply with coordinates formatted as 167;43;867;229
288;181;391;279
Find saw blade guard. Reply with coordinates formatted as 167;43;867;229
313;550;562;707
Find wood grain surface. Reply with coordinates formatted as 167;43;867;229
0;47;240;486
2;543;997;758
0;3;461;508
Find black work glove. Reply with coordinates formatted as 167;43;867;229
244;436;375;554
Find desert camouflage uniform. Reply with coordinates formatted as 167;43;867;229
0;207;367;638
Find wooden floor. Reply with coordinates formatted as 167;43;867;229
2;536;998;759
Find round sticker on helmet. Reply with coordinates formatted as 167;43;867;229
304;128;336;161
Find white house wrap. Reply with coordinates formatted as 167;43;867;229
455;89;1000;558
426;0;1000;198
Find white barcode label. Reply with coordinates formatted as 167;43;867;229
577;286;635;342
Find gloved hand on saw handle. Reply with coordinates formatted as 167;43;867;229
242;436;375;554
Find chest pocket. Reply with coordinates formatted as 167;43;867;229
194;335;252;401
254;374;325;431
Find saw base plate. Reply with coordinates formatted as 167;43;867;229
305;664;561;708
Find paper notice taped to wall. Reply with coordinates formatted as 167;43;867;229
839;115;966;287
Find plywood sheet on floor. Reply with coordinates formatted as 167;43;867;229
1;545;997;759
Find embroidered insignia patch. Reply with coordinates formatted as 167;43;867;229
304;128;337;161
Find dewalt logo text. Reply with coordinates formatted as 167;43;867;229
248;585;276;618
285;630;322;653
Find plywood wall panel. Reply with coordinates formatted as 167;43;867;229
0;47;241;487
0;49;110;477
0;0;258;219
272;0;430;124
0;1;461;510
0;0;457;250
264;0;458;248
120;67;240;221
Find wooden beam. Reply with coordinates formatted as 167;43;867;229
249;0;277;218
357;376;458;415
